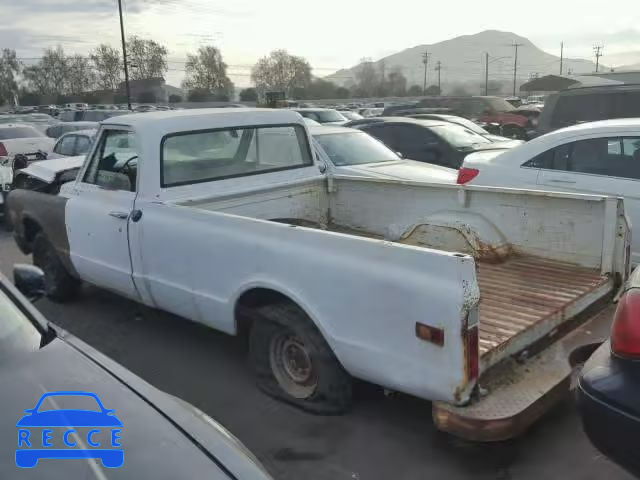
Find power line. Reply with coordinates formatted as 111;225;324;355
422;50;430;95
594;45;604;72
511;42;524;96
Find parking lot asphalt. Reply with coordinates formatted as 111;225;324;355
0;230;633;480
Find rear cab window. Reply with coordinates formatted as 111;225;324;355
161;124;312;187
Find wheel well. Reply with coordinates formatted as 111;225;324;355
23;218;42;246
235;288;298;337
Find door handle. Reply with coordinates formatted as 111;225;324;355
548;179;576;184
108;211;129;219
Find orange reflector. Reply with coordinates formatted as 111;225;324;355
415;322;445;346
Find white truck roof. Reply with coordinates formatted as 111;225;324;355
103;108;306;137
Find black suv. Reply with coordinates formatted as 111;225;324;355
537;84;640;135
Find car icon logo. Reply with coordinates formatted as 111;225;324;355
16;391;123;468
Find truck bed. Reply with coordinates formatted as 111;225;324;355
476;255;611;370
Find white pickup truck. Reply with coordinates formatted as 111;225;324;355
7;108;631;441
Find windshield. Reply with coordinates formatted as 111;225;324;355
485;97;516;113
306;110;347;123
446;117;489;135
430;124;492;148
0;126;44;139
315;131;399;166
0;286;43;363
339;111;363;120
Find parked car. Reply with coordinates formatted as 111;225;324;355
58;109;130;123
358;107;384;117
7;108;630;442
404;113;524;147
292;108;348;125
311;125;457;183
577;266;640;478
337;111;363;121
352;117;515;169
537;84;640;136
458;118;640;264
48;129;96;159
45;121;99;139
63;102;88;110
13;155;85;194
0;124;54;205
0;265;271;477
416;96;531;139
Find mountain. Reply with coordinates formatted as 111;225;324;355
326;30;600;94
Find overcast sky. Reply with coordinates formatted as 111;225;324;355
3;0;640;86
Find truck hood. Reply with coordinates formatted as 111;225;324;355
335;159;457;184
19;155;85;183
1;137;55;158
1;334;270;479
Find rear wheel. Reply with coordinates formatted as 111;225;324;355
32;232;80;302
249;303;352;414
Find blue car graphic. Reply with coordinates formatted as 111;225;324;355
16;391;123;468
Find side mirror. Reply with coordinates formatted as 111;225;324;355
395;151;404;159
14;264;45;300
318;161;327;173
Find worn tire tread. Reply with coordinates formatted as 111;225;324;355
249;302;352;415
33;232;79;302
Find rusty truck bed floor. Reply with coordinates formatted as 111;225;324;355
476;255;611;369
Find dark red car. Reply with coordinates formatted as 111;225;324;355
416;96;532;139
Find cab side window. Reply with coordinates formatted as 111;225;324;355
82;130;137;192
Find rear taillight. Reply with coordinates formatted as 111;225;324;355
611;289;640;359
457;167;479;185
0;142;7;157
465;325;479;380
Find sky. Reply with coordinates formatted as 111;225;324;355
3;0;640;87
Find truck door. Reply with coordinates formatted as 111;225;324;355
65;127;140;299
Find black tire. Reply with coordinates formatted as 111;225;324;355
249;302;352;414
32;232;80;302
2;195;12;232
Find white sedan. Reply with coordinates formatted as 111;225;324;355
458;118;640;262
311;126;457;183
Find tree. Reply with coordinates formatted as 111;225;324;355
127;36;168;80
305;79;338;99
67;54;96;95
90;44;122;90
168;94;183;103
239;87;258;101
407;85;423;96
386;67;407;96
424;85;441;95
182;45;233;99
450;85;471;96
187;88;210;102
24;46;69;96
0;49;20;105
335;86;350;99
138;91;157;103
251;50;311;98
353;59;379;97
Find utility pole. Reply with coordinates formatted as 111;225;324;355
422;51;430;95
512;42;524;97
484;52;489;95
117;0;132;110
559;41;564;75
435;61;442;93
594;45;604;72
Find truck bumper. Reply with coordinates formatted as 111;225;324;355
432;302;615;442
